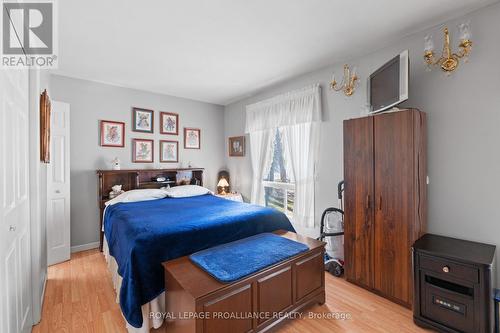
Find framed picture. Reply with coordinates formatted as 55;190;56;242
132;107;154;133
132;139;154;163
160;140;179;163
100;120;125;147
184;128;201;149
40;89;51;162
228;136;245;157
160;112;179;135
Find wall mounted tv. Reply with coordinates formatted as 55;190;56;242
369;50;409;114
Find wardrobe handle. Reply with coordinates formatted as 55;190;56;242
365;194;370;209
378;195;382;211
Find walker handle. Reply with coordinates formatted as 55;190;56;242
338;180;345;200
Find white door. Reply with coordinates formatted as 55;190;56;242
0;68;33;333
47;101;71;265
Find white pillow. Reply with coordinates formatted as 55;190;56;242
164;185;212;198
105;189;167;206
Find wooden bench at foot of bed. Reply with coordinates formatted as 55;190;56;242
162;230;326;333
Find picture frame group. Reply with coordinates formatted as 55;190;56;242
99;107;200;163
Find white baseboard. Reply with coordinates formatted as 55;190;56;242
40;271;47;308
32;271;47;325
71;241;100;253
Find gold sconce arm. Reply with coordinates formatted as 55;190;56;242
330;64;358;96
424;50;436;66
424;25;473;73
456;39;472;59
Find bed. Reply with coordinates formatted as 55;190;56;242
102;192;295;332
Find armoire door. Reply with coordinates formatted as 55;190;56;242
343;116;374;289
373;111;414;306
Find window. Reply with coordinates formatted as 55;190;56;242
263;129;295;216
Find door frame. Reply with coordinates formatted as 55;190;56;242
28;69;48;325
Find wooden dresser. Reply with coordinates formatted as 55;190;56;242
96;168;204;251
413;234;496;333
162;231;325;333
343;109;427;308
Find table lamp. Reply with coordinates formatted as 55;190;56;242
217;177;229;195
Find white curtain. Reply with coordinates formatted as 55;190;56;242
246;84;321;133
249;129;273;205
282;122;319;228
246;84;321;227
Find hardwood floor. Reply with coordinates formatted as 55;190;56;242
33;249;432;333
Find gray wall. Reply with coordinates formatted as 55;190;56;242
224;3;500;284
50;75;225;248
29;69;50;323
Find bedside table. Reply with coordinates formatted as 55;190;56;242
413;234;496;333
215;192;243;202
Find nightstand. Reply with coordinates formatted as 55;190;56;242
413;234;496;333
215;192;243;202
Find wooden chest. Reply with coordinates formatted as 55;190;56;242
162;230;325;333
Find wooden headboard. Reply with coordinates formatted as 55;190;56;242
96;168;204;250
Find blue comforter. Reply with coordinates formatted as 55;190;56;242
104;194;294;328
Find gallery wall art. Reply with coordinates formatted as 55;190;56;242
160;140;179;163
132;107;154;133
160;112;179;135
132;138;154;163
98;106;203;164
100;120;125;147
184;128;201;149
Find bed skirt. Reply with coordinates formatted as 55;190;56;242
103;237;165;332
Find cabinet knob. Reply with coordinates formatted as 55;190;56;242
442;266;450;273
9;225;16;232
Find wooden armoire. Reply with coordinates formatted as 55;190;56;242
343;109;427;308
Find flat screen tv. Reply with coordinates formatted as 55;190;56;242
369;50;409;114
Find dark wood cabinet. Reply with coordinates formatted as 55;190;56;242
343;116;374;289
343;109;427;307
413;234;496;333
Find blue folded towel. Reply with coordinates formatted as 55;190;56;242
189;233;309;282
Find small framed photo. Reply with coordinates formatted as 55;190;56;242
160;140;179;163
100;120;125;147
132;107;154;133
184;128;201;149
228;136;245;157
160;112;179;135
132;139;154;163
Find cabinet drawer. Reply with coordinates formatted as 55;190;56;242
419;255;478;284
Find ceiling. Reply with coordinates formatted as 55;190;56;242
54;0;496;105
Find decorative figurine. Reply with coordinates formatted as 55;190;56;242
112;157;121;170
109;184;124;199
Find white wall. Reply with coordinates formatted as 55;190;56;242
224;3;500;284
50;75;225;248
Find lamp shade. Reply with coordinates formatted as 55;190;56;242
424;34;434;52
217;178;229;187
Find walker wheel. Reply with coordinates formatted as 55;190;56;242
328;262;344;277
